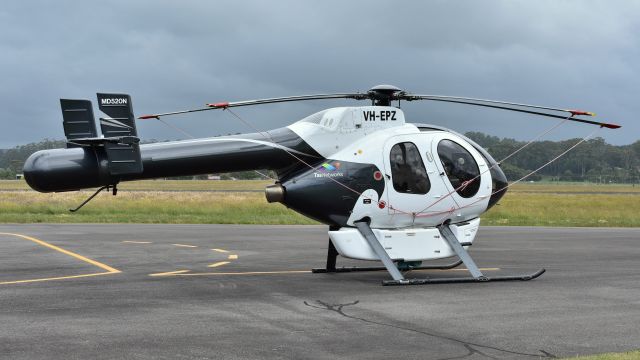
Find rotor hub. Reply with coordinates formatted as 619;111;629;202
367;84;403;106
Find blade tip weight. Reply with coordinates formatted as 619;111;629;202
206;102;229;109
138;114;159;120
569;110;596;117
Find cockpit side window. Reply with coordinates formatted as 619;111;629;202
437;139;481;198
390;142;430;195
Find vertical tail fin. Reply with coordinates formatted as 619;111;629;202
58;93;143;176
97;93;138;137
96;93;143;175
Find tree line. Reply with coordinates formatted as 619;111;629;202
0;139;66;179
465;132;640;183
1;135;639;183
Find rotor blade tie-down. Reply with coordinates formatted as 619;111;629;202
497;126;602;190
156;118;195;139
134;89;618;218
223;108;372;200
415;116;572;218
436;126;603;220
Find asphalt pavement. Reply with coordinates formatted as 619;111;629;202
0;224;639;359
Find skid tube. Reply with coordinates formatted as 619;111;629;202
382;268;546;286
320;220;546;286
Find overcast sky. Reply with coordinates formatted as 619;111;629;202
1;1;638;148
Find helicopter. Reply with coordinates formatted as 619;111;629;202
22;85;620;285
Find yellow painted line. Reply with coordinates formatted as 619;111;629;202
172;243;198;248
0;272;114;285
211;248;229;253
149;270;191;277
0;232;120;273
208;261;231;268
228;254;238;260
122;240;152;244
175;270;312;276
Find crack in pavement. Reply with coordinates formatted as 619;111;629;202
304;299;555;360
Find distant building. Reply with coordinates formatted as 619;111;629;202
207;175;221;180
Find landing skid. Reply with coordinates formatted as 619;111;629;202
382;269;546;286
314;221;545;286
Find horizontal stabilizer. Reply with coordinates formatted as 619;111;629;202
69;136;139;146
60;99;99;146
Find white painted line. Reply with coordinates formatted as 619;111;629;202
208;261;231;268
149;270;191;277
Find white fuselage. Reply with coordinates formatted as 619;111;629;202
288;106;492;261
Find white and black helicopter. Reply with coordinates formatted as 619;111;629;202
23;85;620;285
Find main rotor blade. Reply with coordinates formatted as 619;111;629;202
138;93;365;120
403;95;621;129
137;88;621;129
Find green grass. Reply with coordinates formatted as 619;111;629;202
482;192;640;227
1;180;638;226
561;350;640;360
508;182;640;194
0;191;317;225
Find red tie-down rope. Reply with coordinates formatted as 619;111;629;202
411;116;574;221
151;111;277;181
223;108;376;200
428;126;603;227
221;108;599;223
223;109;420;216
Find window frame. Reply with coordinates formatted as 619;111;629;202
389;141;431;195
436;139;481;198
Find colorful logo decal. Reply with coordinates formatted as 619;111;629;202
314;161;344;178
322;162;340;171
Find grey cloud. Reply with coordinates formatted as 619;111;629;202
0;0;638;147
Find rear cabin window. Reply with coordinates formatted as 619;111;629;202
437;139;480;198
390;142;430;194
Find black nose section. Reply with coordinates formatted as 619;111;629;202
451;132;508;211
487;164;508;210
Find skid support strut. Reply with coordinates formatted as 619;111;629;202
355;221;406;281
313;222;545;285
438;224;485;279
382;223;545;286
311;224;462;274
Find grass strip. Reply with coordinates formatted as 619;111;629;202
482;192;640;227
0;191;316;224
0;180;640;227
561;350;640;359
0;187;638;226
